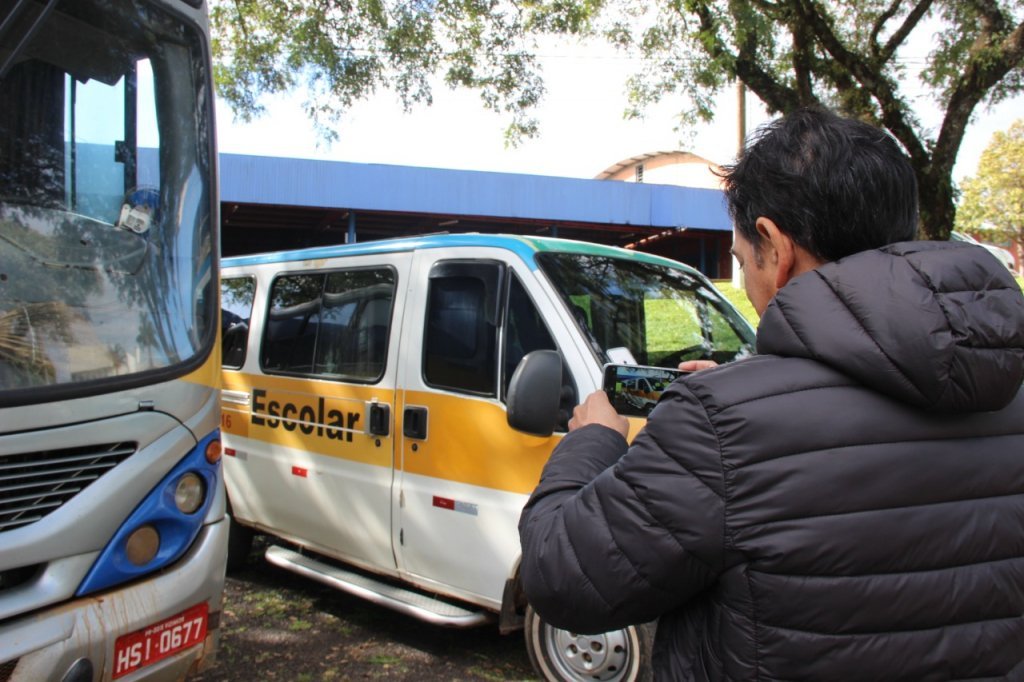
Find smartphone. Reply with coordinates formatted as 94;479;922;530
602;363;688;417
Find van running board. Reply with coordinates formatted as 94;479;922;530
264;545;492;628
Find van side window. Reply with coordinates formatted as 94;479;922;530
263;273;323;374
262;268;396;382
317;270;395;380
221;276;256;369
502;273;556;396
423;263;501;396
501;273;576;431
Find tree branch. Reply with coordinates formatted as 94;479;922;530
789;0;929;165
962;0;1006;31
230;0;250;41
878;0;933;64
870;0;904;59
933;19;1024;178
690;0;801;113
791;15;816;103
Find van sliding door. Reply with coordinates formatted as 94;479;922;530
224;254;411;572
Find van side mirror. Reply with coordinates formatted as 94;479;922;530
507;350;562;437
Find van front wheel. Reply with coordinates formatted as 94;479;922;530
524;606;654;682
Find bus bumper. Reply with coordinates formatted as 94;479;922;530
0;517;227;682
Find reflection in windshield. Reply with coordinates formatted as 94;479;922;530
0;1;213;394
537;253;756;368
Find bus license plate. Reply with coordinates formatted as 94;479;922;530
113;603;208;679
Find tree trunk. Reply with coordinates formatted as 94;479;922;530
915;169;956;241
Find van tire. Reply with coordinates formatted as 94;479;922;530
524;605;654;682
226;508;255;573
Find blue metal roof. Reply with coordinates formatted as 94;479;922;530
219;154;731;232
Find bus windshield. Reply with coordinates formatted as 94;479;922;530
537;252;756;367
0;1;214;396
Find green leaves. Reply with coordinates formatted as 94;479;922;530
958;119;1024;255
211;0;552;146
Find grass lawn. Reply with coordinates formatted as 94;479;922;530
713;280;759;328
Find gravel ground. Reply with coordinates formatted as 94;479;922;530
189;539;538;681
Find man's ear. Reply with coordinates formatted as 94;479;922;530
755;217;797;289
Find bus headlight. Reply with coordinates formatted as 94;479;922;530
76;431;222;596
175;473;205;514
125;525;160;566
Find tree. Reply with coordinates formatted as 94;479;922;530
211;0;1024;239
957;118;1024;272
210;0;553;145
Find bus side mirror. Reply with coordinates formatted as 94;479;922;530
507;350;562;437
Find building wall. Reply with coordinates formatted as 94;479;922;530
596;151;722;190
598;151;733;278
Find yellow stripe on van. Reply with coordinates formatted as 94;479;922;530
398;391;560;496
221;372;395;469
222;373;646;496
222;372;565;495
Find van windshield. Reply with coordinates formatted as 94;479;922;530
536;252;756;367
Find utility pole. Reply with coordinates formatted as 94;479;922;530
737;81;746;154
732;81;747;290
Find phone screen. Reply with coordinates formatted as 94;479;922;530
602;364;686;417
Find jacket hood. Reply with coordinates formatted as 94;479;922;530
757;241;1024;412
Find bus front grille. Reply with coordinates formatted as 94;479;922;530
0;442;136;533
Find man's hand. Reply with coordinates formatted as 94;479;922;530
679;360;718;372
569;390;629;438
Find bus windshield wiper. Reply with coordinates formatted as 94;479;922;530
0;0;59;79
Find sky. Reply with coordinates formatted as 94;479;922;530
214;45;1024;186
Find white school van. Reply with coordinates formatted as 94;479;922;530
219;233;755;681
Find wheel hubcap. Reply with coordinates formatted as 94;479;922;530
543;626;633;681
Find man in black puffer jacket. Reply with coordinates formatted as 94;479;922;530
518;106;1024;680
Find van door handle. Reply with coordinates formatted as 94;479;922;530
368;402;390;437
403;406;428;440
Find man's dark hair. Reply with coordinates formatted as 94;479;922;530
720;106;919;262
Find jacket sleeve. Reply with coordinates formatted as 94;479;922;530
518;383;728;634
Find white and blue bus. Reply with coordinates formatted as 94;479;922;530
0;1;226;680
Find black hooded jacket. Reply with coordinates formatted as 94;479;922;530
518;241;1024;680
